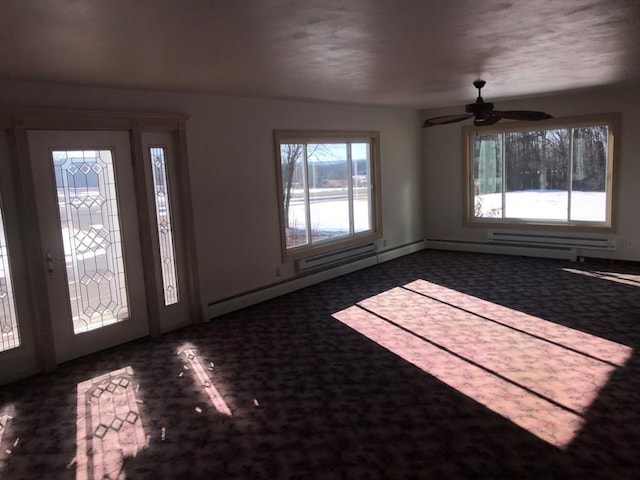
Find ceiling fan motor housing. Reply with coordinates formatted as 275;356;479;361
466;101;494;114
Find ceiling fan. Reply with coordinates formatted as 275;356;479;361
422;80;553;128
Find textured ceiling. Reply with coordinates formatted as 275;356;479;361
1;0;639;108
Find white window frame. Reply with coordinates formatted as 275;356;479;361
462;113;619;232
274;130;382;261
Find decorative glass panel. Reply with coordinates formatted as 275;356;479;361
52;150;129;333
0;201;20;351
149;147;179;306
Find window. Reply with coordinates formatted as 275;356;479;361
0;199;20;352
149;147;179;306
275;130;382;259
463;114;618;230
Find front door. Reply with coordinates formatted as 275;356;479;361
0;131;39;383
28;130;148;363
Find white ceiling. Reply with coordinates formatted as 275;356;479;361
1;0;639;109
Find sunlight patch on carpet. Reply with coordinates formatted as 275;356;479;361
563;268;640;288
0;413;10;450
332;280;633;449
75;366;147;480
0;406;17;472
178;346;232;416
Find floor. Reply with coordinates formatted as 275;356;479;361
0;250;639;479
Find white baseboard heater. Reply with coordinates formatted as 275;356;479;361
296;242;377;273
488;231;616;250
427;232;616;262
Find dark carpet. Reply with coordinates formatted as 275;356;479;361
1;250;639;479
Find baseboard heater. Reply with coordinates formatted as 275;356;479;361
427;232;615;262
488;231;616;249
204;240;425;320
296;242;377;273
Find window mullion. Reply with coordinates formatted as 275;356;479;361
567;128;574;222
347;142;354;234
501;133;506;219
303;143;311;245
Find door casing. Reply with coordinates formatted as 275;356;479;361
0;108;201;383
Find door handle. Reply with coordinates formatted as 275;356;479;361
46;251;65;275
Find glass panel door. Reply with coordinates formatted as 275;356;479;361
0;131;39;384
0;205;20;352
28;131;148;363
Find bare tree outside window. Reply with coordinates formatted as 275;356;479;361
281;143;303;231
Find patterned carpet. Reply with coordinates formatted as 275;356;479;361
0;250;639;479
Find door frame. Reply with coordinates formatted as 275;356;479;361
0;108;202;377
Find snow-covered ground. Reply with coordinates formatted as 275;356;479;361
286;190;607;237
475;191;606;222
288;199;371;234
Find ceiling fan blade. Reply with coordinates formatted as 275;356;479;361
493;110;553;121
422;113;473;127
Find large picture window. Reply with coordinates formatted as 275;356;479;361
275;130;381;259
463;114;618;230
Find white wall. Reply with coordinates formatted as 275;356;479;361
422;84;640;261
0;80;424;304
